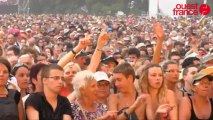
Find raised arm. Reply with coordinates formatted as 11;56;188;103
87;25;109;72
152;21;165;64
57;37;91;67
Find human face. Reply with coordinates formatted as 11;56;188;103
164;64;179;83
0;63;9;86
43;69;64;94
113;73;132;93
148;67;163;89
64;65;78;85
184;67;198;83
82;80;98;101
97;81;110;98
128;54;138;63
19;57;34;69
36;56;48;64
6;50;15;58
193;77;211;97
7;34;15;45
15;67;29;90
171;55;180;64
106;61;117;73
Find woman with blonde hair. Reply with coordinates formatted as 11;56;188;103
138;64;178;120
60;62;81;96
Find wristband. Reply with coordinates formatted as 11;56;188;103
123;111;129;119
96;48;102;51
72;49;77;55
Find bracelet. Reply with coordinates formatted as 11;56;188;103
72;49;77;55
123;111;129;119
96;48;102;51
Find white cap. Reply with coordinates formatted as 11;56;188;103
136;43;146;48
94;71;110;82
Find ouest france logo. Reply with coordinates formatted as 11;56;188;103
173;3;211;16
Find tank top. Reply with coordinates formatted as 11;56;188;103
188;97;213;120
0;89;20;120
118;92;139;120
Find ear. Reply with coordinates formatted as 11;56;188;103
79;87;85;95
191;85;196;93
32;78;38;85
128;75;134;82
42;78;48;85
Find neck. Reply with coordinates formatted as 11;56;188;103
0;86;7;94
193;94;209;103
166;81;177;91
149;87;159;97
65;83;73;93
121;85;136;97
44;88;58;102
97;97;108;105
77;96;96;111
184;83;192;94
34;87;43;93
20;89;26;97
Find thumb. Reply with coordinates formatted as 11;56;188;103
102;23;108;32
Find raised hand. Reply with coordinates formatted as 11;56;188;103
97;24;109;48
153;21;165;42
77;35;92;49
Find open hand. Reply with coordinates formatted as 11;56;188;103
153;21;165;42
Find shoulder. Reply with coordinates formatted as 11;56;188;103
109;93;118;100
25;93;43;106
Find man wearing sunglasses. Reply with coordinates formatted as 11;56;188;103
25;64;72;120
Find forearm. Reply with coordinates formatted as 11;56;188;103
87;45;103;72
116;105;136;120
153;41;163;64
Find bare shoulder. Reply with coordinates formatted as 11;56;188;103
109;93;119;101
166;89;176;98
179;96;191;107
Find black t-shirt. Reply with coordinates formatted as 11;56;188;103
25;92;72;120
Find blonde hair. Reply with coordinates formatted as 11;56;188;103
63;62;81;72
138;64;167;104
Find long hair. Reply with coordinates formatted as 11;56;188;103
138;64;167;104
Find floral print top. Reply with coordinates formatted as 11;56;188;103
70;102;108;120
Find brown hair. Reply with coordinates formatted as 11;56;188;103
138;64;167;104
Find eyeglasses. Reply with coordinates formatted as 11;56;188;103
45;76;65;81
97;82;110;87
165;69;181;73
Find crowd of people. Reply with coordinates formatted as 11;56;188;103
0;14;213;120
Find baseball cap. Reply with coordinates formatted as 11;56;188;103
136;43;146;49
101;56;118;65
200;67;213;75
201;54;213;64
191;72;213;86
94;71;110;82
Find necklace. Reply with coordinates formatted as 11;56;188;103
75;100;101;120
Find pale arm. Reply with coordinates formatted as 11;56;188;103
87;31;109;72
152;21;165;64
18;100;24;120
26;106;39;120
167;90;178;120
58;37;91;67
179;97;191;120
